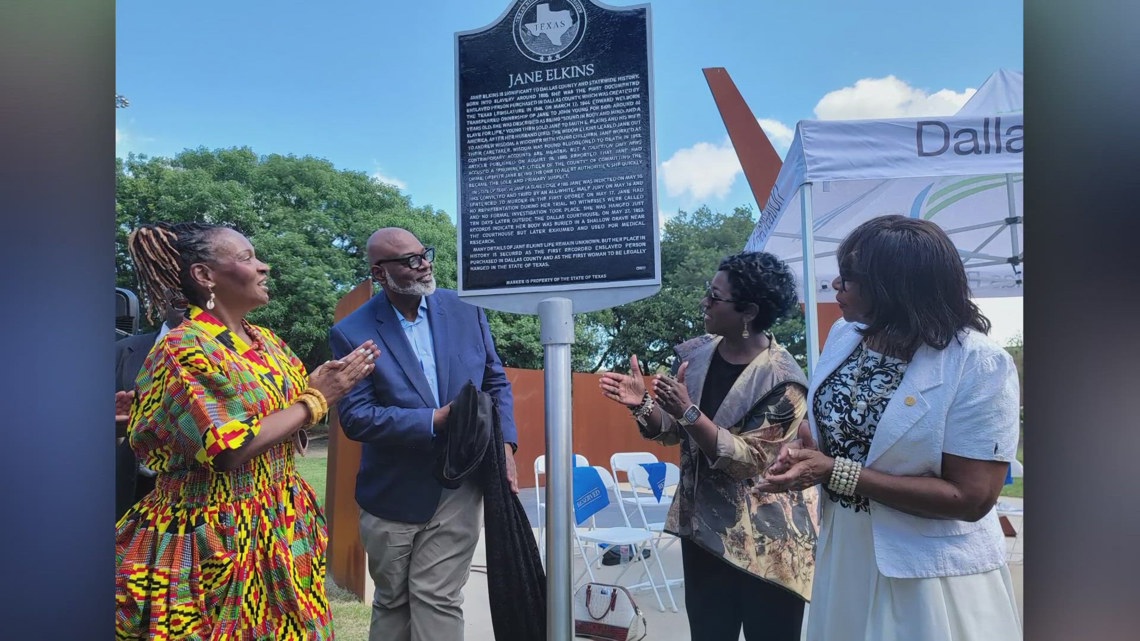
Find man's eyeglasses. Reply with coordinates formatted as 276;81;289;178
373;247;435;270
704;282;738;305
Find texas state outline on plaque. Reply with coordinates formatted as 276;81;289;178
524;4;572;45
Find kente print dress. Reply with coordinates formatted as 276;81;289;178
805;341;1020;641
115;306;333;640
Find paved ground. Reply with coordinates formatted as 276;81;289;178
359;488;1025;640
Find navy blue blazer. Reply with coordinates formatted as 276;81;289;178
329;288;517;524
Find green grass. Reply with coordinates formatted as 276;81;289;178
300;451;371;640
295;455;328;507
328;580;371;641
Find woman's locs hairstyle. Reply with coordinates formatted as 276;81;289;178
718;251;799;333
837;214;990;353
127;222;225;322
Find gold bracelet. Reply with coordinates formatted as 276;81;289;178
307;390;329;421
296;395;318;428
296;392;326;427
301;388;329;417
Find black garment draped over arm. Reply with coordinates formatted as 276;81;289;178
436;381;546;640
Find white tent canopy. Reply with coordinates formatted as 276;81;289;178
745;70;1023;370
956;68;1023;117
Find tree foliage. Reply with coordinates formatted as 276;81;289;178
583;205;807;373
116;148;456;370
484;310;606;372
116;148;807;375
116;147;606;371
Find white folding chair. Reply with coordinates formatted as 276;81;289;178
626;462;684;588
573;466;678;612
534;453;589;564
609;452;665;527
625;461;680;529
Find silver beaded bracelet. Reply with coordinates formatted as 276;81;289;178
828;456;863;496
630;392;655;426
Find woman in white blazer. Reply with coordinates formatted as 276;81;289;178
762;215;1022;640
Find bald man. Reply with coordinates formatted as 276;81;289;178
329;227;518;641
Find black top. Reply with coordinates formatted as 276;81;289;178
699;346;750;419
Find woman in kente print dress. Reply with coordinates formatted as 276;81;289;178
116;222;381;640
764;215;1022;640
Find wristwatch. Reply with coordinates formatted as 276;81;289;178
676;404;701;426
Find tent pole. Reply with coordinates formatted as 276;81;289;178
800;184;820;375
1005;173;1021;262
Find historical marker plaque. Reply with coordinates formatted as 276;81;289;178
456;0;659;312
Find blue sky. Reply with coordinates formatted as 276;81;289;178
116;0;1023;342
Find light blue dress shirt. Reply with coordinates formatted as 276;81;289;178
391;298;441;435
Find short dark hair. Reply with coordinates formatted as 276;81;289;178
837;214;990;354
718;251;799;333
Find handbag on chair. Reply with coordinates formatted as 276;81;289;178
573;582;648;641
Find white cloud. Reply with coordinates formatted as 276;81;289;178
371;171;407;191
115;126;155;157
659;137;741;202
757;118;794;155
657;208;674;234
813;75;976;120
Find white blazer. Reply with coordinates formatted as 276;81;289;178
807;319;1020;578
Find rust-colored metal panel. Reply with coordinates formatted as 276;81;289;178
702;67;784;211
814;302;844;347
325;279;373;600
510;369;679;489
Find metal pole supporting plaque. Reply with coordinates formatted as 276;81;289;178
456;3;659;639
539;297;574;641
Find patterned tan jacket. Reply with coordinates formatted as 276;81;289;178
640;334;819;600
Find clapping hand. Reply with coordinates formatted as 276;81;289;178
653;362;692;419
755;420;825;494
599;355;649;408
767;419;817;476
309;340;382;403
115;390;134;424
761;442;834;490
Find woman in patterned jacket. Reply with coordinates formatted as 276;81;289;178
115;222;381;640
599;251;818;641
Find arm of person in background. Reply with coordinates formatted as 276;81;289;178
116;390;133;437
476;307;520;493
762;350;1019;522
330;323;443;448
115;337;137;439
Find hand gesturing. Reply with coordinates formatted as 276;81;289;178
653;362;693;419
599;354;649;408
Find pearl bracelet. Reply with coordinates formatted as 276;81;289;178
828;456;862;496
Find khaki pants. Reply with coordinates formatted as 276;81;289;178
360;481;483;641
